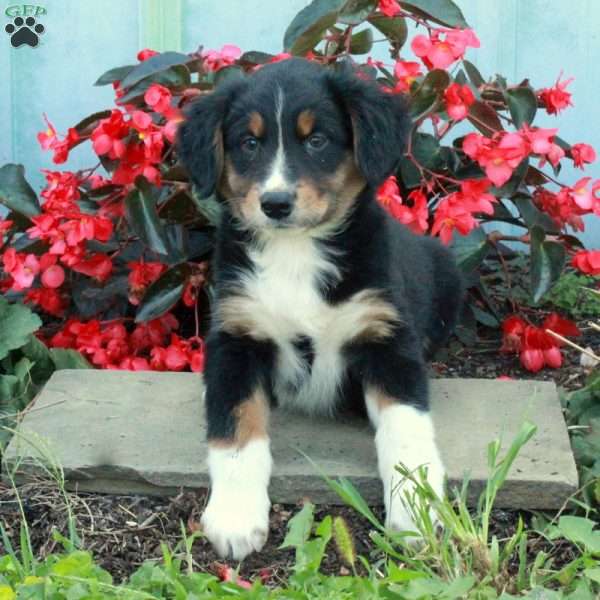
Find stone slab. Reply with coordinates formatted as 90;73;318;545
2;370;578;508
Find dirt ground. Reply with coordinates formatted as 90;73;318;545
1;316;595;584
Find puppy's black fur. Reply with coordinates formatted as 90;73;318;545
178;58;463;441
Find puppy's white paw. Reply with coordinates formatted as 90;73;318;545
202;486;270;560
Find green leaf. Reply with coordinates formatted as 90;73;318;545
411;133;442;169
21;335;55;384
125;178;170;256
50;349;92;370
463;60;485;87
530;226;566;303
368;15;408;45
513;193;559;233
118;65;191;105
120;51;191;90
239;51;275;65
468;101;503;136
410;69;450;119
135;263;191;322
284;0;346;55
339;0;376;24
505;86;537;128
279;502;315;549
0;164;41;218
0;298;42;361
73;110;112;135
558;516;600;553
349;28;373;54
450;226;491;273
94;64;135;86
401;0;469;28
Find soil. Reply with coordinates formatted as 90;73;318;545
1;262;598;585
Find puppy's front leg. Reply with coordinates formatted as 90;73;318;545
202;332;274;560
360;337;445;533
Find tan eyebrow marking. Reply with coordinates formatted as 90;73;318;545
248;111;265;137
297;109;315;137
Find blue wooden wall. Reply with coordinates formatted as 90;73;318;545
1;0;598;244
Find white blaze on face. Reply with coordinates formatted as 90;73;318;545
262;86;291;194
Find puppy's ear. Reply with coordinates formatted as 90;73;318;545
177;78;246;198
328;66;410;187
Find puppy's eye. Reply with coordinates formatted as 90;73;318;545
241;136;259;153
306;133;328;151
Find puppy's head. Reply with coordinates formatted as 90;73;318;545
178;59;409;231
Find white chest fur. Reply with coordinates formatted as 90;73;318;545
242;231;343;414
217;230;399;414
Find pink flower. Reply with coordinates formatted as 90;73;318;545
393;60;422;92
144;84;172;115
463;132;530;187
2;250;40;291
571;143;596;169
41;264;65;289
37;114;58;150
201;44;242;72
570;177;594;210
412;28;479;70
378;0;401;17
572;249;600;275
444;83;475;120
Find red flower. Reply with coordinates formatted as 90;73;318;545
571;143;597;169
201;44;241;72
393;60;422;93
25;287;65;316
500;313;579;372
127;260;167;305
378;0;401;17
444;83;475;120
412;28;479;70
430;179;496;244
521;125;564;168
91;109;129;159
572;250;600;276
520;348;545;373
463;132;530;187
137;48;158;61
378;176;429;233
500;315;526;353
543;313;581;339
72;253;113;282
539;75;573;115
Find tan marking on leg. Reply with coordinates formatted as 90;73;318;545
365;385;394;412
297;110;315;138
248;111;265;137
209;388;269;449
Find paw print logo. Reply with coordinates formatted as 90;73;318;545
5;16;45;48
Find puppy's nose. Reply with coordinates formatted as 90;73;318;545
260;191;294;220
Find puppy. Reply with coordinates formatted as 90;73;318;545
178;58;463;560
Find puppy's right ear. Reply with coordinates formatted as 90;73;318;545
177;78;246;198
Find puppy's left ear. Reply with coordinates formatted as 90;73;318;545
177;77;247;198
328;66;410;187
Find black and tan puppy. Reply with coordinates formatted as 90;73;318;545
178;58;463;560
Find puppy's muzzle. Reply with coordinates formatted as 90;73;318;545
260;191;294;220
